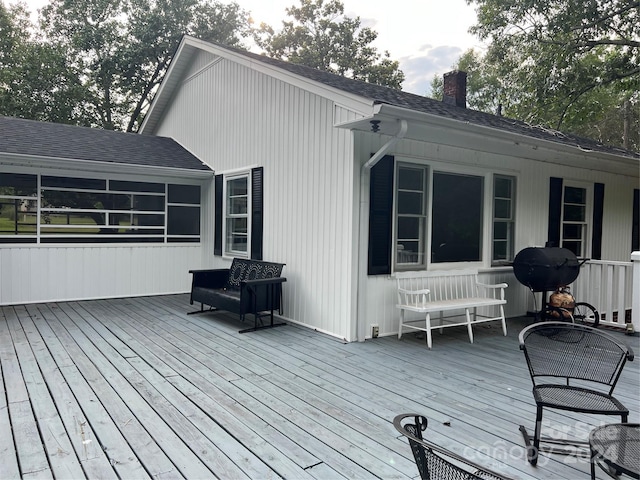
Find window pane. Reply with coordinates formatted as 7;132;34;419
494;177;512;198
398;167;424;191
228;196;248;215
110;180;164;193
42;212;102;228
109;213;165;227
227;217;248;252
563;223;583;240
494;199;511;219
493;240;507;261
397;191;423;215
397;241;422;264
168;184;200;204
493;221;507;240
397;217;421;239
42;191;108;209
432;172;483;263
562;240;582;256
564;186;586;204
0;199;37;234
42;176;106;190
228;177;247;196
563;204;585;222
168;206;200;235
0;173;37;196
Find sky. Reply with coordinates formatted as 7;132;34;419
11;0;484;96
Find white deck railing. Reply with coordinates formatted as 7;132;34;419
571;252;639;332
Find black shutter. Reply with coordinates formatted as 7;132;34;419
214;174;223;256
547;177;563;247
591;183;604;259
251;167;264;260
368;155;394;275
633;189;639;252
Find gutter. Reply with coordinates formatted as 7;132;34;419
0;152;213;179
355;119;408;341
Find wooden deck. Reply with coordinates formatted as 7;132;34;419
1;294;638;480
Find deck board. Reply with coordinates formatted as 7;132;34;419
1;294;638;479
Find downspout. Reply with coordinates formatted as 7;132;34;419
355;119;408;341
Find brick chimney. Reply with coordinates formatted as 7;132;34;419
443;70;467;108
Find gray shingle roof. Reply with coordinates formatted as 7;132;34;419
0;116;211;171
219;43;639;159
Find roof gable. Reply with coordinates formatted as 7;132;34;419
143;36;638;160
0;115;211;172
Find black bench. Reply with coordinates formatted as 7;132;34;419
189;258;286;333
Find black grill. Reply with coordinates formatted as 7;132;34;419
512;247;580;292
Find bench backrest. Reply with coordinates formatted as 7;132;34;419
226;258;285;289
396;270;479;303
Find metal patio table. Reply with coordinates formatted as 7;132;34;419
589;423;640;479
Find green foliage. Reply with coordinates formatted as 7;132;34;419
1;0;252;131
0;1;89;124
465;0;639;150
430;49;502;114
254;0;404;89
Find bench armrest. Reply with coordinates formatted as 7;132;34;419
241;277;287;288
189;269;229;290
477;282;507;300
397;287;431;306
476;282;508;289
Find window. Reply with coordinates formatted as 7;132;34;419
431;172;483;263
492;175;516;264
215;167;263;260
561;185;588;256
225;174;249;256
0;173;38;243
395;164;427;267
0;172;201;244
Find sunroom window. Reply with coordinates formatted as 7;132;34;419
0;172;201;244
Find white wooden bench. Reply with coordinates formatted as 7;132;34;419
396;270;508;349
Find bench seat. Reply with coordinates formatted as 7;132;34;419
396;270;508;348
189;258;286;333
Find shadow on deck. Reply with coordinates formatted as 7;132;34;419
1;294;638;479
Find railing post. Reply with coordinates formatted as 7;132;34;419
632;252;640;334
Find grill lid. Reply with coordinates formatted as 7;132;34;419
513;247;580;292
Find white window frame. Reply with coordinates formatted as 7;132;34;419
393;162;428;270
223;171;251;257
560;181;592;258
491;174;516;265
0;170;201;244
392;159;497;271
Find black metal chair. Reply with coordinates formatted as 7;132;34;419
393;414;512;480
518;322;635;465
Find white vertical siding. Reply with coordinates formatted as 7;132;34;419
153;50;637;341
0;245;202;305
353;132;638;339
155;53;358;340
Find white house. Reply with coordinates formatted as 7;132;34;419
0;116;213;303
2;35;638;341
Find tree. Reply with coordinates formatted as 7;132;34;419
430;49;502;114
254;0;404;89
32;0;253;131
0;1;88;124
465;0;639;150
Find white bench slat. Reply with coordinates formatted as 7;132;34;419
396;270;508;349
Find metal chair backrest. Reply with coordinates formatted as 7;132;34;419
393;414;511;480
519;322;634;394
